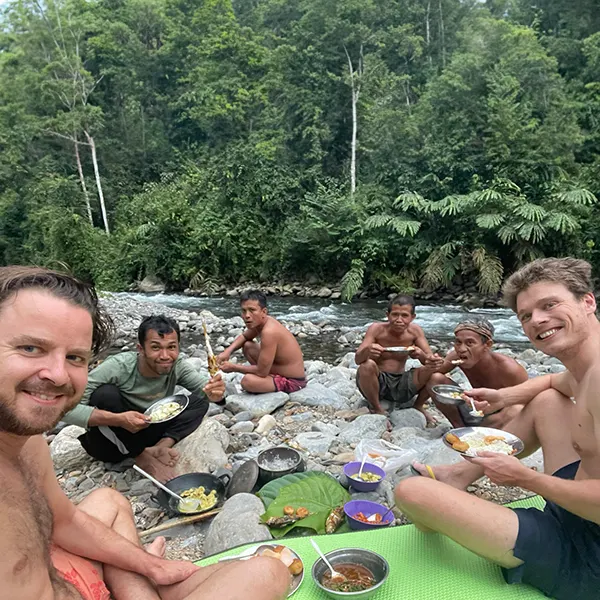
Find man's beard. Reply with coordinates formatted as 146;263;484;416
0;380;78;436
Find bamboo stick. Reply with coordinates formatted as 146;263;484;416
140;508;221;538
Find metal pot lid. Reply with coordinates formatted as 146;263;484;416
226;459;259;498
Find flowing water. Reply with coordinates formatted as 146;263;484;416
116;292;529;346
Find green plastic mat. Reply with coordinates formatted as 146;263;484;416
198;496;547;600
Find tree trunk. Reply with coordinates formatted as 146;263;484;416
426;0;432;67
345;46;361;197
84;130;110;235
439;0;446;67
73;137;93;226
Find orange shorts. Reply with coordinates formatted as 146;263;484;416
50;544;111;600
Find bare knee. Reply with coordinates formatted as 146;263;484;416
528;388;572;414
80;487;133;514
394;476;433;508
251;557;291;599
358;360;378;377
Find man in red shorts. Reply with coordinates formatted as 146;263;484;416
218;290;307;394
0;267;290;600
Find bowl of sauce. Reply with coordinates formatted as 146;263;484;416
312;547;389;599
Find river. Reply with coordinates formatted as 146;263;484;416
116;292;529;346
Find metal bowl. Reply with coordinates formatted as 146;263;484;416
312;548;390;600
443;426;525;457
257;447;303;483
431;384;465;406
144;394;189;424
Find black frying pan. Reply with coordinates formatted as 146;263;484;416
155;472;231;516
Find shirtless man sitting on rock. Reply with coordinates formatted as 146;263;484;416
418;317;528;428
0;266;290;600
355;294;443;422
398;258;600;600
218;290;307;394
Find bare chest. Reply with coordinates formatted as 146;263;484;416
569;390;599;473
0;461;54;577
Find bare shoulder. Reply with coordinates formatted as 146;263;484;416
366;322;385;337
493;353;528;382
407;323;425;337
21;435;54;477
265;316;289;337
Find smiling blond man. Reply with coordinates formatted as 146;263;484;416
398;258;600;600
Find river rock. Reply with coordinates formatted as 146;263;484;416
311;421;341;436
338;414;388;444
226;391;289;418
50;426;93;471
137;276;166;293
389;408;426;429
233;411;253;423
204;493;272;555
230;421;255;434
294;431;336;454
255;414;277;435
338;352;358;369
317;287;332;298
289;383;348;409
173;419;229;475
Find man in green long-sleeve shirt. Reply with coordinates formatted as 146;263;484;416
63;314;225;481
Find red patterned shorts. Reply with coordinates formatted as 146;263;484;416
51;544;111;600
272;375;307;394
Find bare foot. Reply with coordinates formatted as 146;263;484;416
415;407;437;427
411;461;479;491
136;447;179;482
146;536;167;558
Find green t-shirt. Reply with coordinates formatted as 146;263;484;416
62;352;209;429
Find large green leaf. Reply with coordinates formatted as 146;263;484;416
258;471;324;508
259;473;350;538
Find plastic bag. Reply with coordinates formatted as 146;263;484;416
354;439;417;475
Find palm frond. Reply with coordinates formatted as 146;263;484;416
471;247;503;294
516;221;546;243
436;195;467;217
544;212;580;234
421;243;460;290
552;188;597;206
394;192;433;213
513;202;547;223
341;259;365;302
364;214;421;237
496;225;518;244
364;215;392;230
475;213;505;229
470;188;504;204
135;222;155;238
513;242;544;265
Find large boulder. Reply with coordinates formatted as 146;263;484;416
50;425;93;471
389;408;427;429
173;419;229;475
137;276;165;293
226;391;289;418
338;414;388;444
289;383;349;410
204;493;272;556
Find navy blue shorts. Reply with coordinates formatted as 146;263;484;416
503;461;600;599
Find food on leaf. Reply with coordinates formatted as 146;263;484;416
283;505;295;516
325;505;345;533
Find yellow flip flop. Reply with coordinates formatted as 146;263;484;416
410;464;437;480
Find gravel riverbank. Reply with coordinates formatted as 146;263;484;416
49;293;556;560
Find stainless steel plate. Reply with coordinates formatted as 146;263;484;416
443;426;525;457
144;394;189;424
218;544;304;597
431;384;465;405
383;346;413;353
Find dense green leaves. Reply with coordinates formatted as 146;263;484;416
0;0;600;293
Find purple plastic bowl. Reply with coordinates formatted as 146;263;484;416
343;461;386;492
344;499;394;531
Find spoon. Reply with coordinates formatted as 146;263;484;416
367;506;395;523
467;396;482;418
311;539;346;583
357;456;368;480
133;464;200;512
